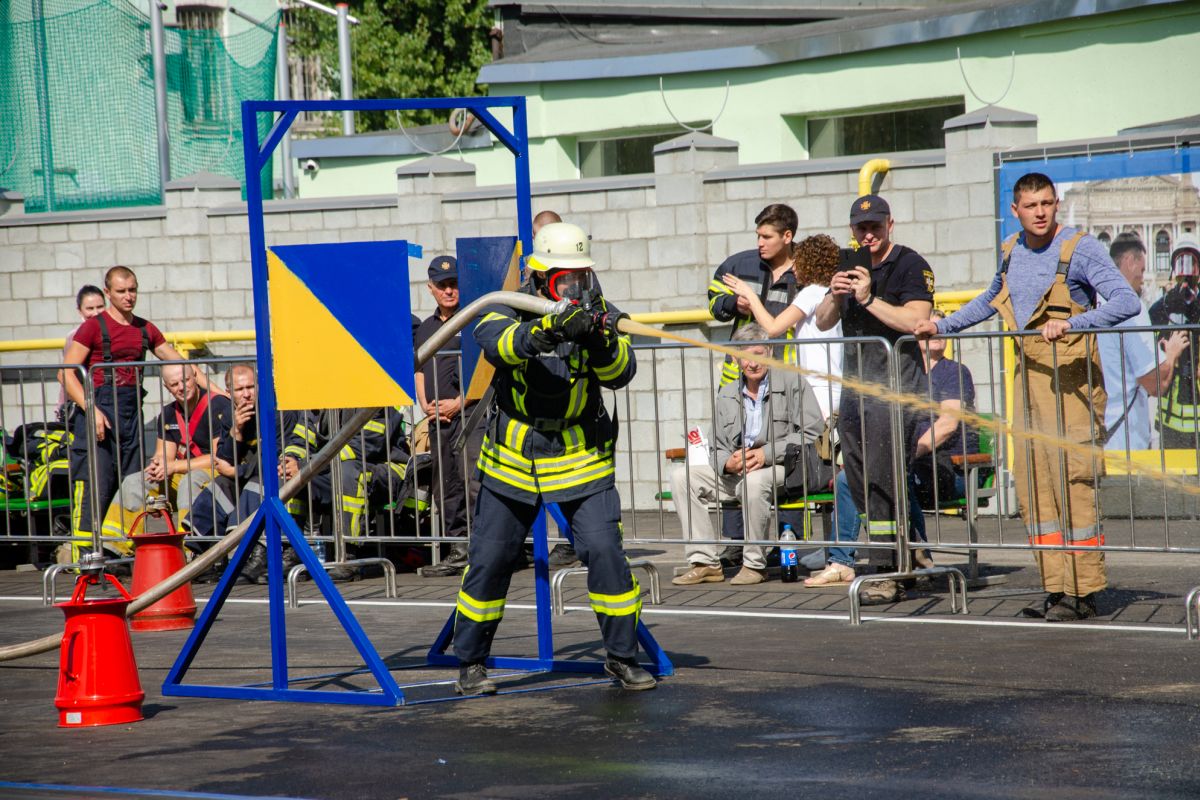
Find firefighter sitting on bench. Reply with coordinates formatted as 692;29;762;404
101;362;232;542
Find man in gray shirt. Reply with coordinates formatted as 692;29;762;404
915;172;1139;622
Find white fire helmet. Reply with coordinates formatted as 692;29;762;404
528;222;595;272
1172;239;1200;278
528;222;598;303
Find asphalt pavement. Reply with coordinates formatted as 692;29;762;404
3;527;1200;799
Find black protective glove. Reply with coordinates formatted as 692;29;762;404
529;315;561;353
553;305;594;343
585;296;628;347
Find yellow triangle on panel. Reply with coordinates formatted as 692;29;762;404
268;251;414;410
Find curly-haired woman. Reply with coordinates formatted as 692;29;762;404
722;233;843;420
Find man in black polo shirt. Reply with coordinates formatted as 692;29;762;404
815;194;934;604
413;255;484;578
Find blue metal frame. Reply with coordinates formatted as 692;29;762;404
163;96;670;707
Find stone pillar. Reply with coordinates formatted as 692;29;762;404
153;172;242;330
650;132;740;309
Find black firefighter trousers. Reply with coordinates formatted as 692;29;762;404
452;484;641;664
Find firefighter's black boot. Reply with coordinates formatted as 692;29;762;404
240;544;268;585
604;655;657;691
455;662;497;695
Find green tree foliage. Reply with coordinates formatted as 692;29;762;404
290;0;492;132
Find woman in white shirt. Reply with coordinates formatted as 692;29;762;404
722;234;843;420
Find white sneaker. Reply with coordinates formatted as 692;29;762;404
803;562;855;587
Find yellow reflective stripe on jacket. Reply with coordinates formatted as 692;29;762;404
536;445;608;470
292;424;318;446
719;357;740;386
510;370;529;416
561;425;584;452
480;460;540;492
708;279;733;315
482;438;534;470
503;419;529;453
28;458;67;497
456;587;506;623
485;311;524;365
479;441;540;492
589;579;641;617
1158;383;1200;431
338;444;355;461
364;420;387;435
536;460;615;493
387;461;407;480
592;338;630;383
566;375;589;418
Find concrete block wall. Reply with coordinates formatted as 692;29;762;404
0;113;1030;508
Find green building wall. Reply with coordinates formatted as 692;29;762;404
297;2;1199;198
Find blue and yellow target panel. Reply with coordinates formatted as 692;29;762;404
456;236;521;402
268;241;416;410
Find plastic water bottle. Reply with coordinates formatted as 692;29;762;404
780;524;799;583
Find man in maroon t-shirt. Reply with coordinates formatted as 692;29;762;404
61;266;193;560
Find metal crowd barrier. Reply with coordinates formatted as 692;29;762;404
8;317;1200;629
0;353;491;602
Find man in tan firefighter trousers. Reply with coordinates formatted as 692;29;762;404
451;222;655;694
916;173;1140;621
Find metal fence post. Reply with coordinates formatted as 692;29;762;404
336;3;354;136
149;0;172;189
277;21;295;199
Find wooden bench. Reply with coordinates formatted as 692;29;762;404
656;447;836;542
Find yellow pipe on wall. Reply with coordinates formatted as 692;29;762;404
0;330;256;356
857;158;891;197
1;291;983;355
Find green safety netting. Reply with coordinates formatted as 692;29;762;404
0;0;277;213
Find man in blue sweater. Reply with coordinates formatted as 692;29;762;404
915;172;1139;621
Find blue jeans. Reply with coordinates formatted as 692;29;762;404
828;470;959;567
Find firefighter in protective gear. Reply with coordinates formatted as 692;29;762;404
451;222;656;695
1149;240;1200;447
305;407;419;581
918;173;1139;622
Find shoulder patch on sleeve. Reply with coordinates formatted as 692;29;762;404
923;269;935;295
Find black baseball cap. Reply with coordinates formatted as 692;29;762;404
427;255;458;282
849;194;891;225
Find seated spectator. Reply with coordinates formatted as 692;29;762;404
907;309;981;538
670;323;825;586
101;363;232;544
186;363;322;583
306;406;414;580
1099;233;1189;451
